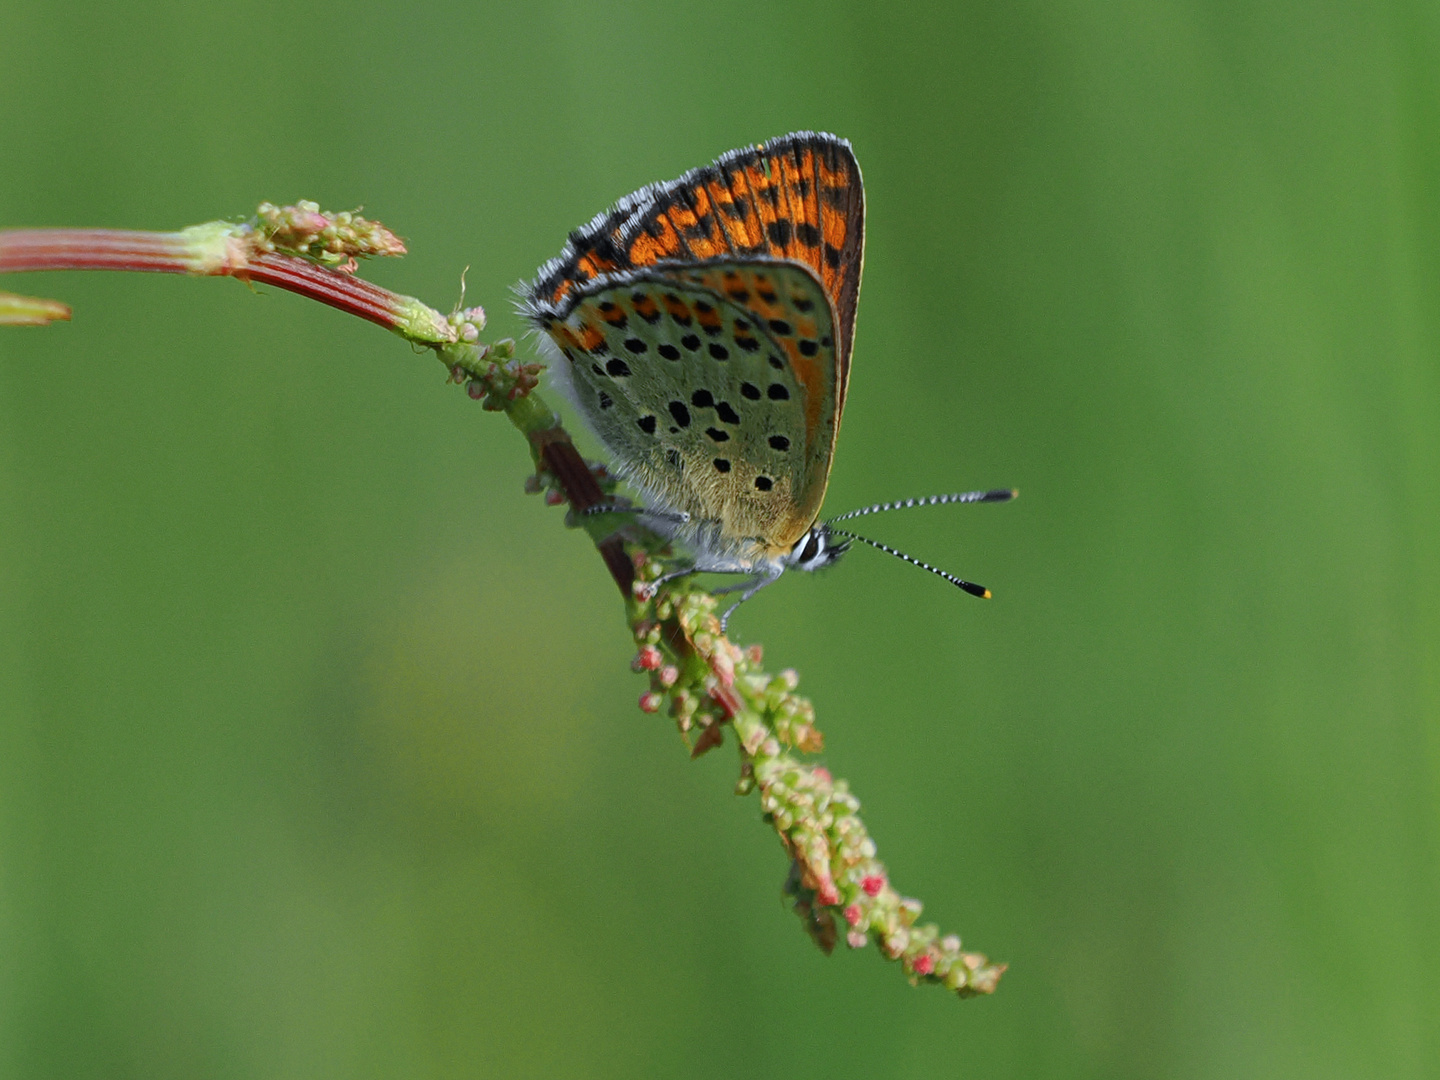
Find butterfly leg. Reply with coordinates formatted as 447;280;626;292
581;503;691;526
630;562;701;603
710;575;767;597
716;565;785;632
652;565;699;590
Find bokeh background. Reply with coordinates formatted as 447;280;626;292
3;2;1438;1077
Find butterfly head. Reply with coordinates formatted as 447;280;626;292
785;523;850;573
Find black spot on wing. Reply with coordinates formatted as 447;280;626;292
682;214;714;239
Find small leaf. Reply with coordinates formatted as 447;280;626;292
0;290;72;326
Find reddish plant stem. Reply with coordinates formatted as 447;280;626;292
238;252;406;331
529;426;636;597
0;229;411;332
0;229;193;273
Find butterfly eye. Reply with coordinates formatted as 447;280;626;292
798;531;821;564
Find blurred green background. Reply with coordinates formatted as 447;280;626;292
2;1;1438;1076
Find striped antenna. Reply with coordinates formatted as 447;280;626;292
825;526;992;599
826;488;1016;525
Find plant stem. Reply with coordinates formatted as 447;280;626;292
0;205;1005;997
0;217;451;342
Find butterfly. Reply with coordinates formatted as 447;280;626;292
519;132;1012;624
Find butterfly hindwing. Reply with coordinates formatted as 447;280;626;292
536;260;839;554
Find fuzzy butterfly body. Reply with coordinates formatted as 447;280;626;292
520;132;865;586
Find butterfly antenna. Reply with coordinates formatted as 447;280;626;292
825;526;993;599
826;488;1015;525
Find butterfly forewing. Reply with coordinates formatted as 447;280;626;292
541;260;838;554
526;132;863;412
